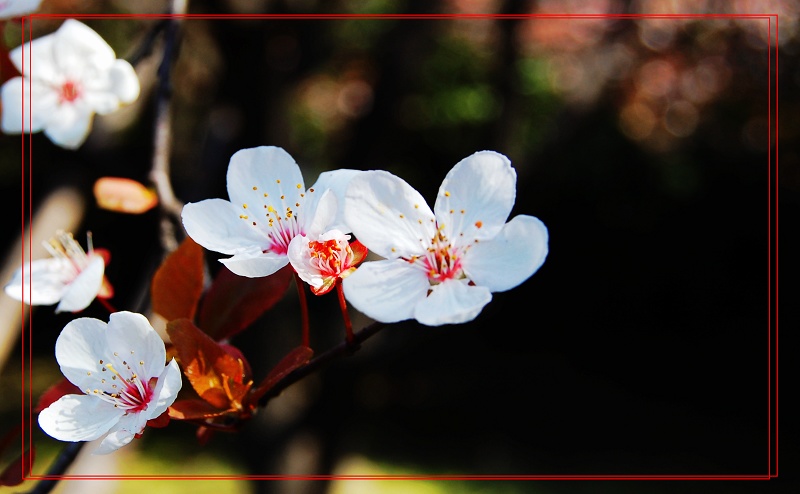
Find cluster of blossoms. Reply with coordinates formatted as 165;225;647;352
9;145;547;454
3;17;547;458
182;146;549;326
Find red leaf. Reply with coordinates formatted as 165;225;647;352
250;346;313;403
0;446;34;487
146;411;171;429
35;378;81;413
198;264;293;340
168;399;228;420
166;319;252;409
151;237;205;322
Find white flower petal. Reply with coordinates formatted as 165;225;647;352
219;248;289;278
105;311;167;381
414;280;492;326
116;406;150;435
148;359;182;419
55;317;111;391
287;235;321;288
4;258;69;306
9;33;59;84
226;146;305;218
182;198;267;255
107;59;140;105
53;20;116;75
55;255;104;313
38;394;123;442
92;427;135;455
343;259;429;323
345;170;435;259
1;77;53;133
0;0;43;19
305;169;361;232
42;108;93;149
462;215;549;292
434;150;516;246
304;189;337;238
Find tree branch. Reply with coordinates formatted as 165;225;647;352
258;321;387;407
149;11;185;255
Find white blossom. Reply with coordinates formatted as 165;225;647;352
1;19;140;149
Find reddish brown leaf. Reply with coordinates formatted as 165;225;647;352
0;446;34;487
168;399;228;420
251;346;313;402
151;237;205;322
166;319;252;409
146;411;171;429
220;343;252;381
198;264;293;340
35;378;81;413
199;387;231;410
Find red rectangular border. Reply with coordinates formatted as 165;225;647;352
15;11;779;482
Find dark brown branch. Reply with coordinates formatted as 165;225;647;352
257;320;387;407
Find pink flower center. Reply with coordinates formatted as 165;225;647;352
117;376;156;413
406;225;465;284
59;81;81;103
422;245;463;283
93;361;157;414
264;216;302;255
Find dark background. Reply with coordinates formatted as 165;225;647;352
0;1;795;493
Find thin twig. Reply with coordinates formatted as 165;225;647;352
124;19;169;66
149;3;187;255
258;321;386;407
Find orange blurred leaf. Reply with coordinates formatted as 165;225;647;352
151;237;205;322
93;177;158;214
198;264;293;340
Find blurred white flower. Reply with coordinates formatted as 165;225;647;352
4;230;110;313
0;0;42;19
38;311;182;454
1;19;140;149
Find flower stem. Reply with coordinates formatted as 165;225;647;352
96;297;118;314
294;272;310;347
336;280;354;345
